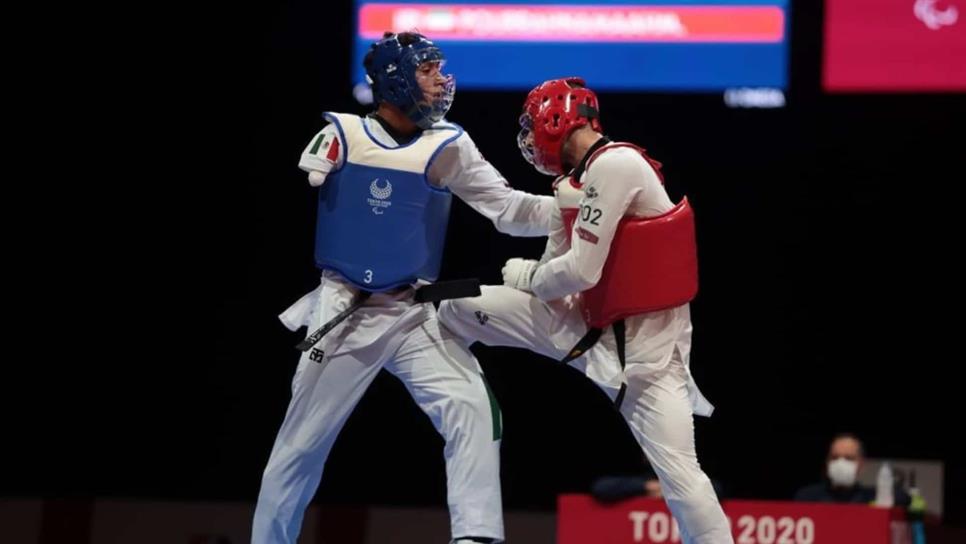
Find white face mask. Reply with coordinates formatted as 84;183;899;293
827;458;859;487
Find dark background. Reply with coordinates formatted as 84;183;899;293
14;0;964;527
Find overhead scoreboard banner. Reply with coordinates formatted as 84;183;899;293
352;1;790;91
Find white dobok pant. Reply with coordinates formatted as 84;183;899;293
438;285;733;544
252;272;504;544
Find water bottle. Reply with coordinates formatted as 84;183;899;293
875;462;894;507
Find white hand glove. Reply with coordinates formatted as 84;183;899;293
502;258;538;292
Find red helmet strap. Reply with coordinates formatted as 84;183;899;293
577;103;599;120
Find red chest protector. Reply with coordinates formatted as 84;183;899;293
560;144;698;328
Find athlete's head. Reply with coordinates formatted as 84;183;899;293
364;31;455;129
518;77;602;176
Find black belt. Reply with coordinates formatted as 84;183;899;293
295;279;481;352
559;319;627;409
413;278;481;303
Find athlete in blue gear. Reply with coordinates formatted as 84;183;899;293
251;32;554;544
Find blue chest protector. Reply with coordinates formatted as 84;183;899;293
314;113;462;291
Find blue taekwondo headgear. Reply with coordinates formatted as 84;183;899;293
364;32;455;129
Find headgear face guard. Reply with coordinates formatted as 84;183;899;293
517;112;557;176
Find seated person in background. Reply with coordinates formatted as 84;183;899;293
591;470;665;503
592;467;725;503
794;432;910;506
